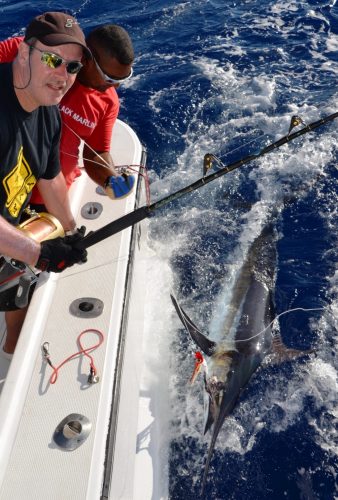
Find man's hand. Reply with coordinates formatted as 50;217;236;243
104;173;135;199
36;226;87;273
64;225;86;244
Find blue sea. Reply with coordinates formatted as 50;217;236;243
1;1;337;499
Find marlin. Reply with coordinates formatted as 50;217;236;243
171;223;314;496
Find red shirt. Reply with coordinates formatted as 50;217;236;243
0;37;120;204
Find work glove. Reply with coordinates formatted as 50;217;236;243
104;173;135;199
64;225;86;244
36;226;87;273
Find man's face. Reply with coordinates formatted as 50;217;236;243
88;47;133;92
24;41;83;107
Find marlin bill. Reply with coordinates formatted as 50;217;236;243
171;223;315;496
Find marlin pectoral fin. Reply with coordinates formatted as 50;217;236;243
170;294;216;356
271;334;315;363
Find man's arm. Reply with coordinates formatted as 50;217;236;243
82;147;135;199
0;216;40;266
81;87;119;186
0;36;23;62
37;172;76;231
82;146;117;186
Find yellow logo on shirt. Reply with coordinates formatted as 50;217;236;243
3;147;37;218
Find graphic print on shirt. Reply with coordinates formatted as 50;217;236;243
59;105;96;129
3;146;36;218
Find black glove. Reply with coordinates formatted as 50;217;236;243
36;227;87;273
64;226;86;246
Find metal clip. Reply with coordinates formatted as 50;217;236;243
42;342;53;368
42;342;50;358
87;366;99;384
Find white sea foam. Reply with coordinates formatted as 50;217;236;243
140;2;338;492
145;74;337;474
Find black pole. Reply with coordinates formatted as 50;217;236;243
77;111;338;250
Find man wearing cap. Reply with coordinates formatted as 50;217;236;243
0;12;89;356
0;23;136;203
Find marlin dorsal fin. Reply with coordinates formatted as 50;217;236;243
170;294;216;356
271;334;315;363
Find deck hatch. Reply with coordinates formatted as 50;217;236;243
53;413;92;451
81;201;103;219
69;297;104;318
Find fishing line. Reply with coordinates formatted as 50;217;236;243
205;107;332;177
63;121;113;169
72;0;92;16
61;122;151;203
174;297;326;345
211;131;268;170
56;253;131;280
13;46;33;90
236;306;326;343
52;111;338;251
61;147;144;173
62;123;147;177
186;306;327;381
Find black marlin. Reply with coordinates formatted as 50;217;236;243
171;224;314;496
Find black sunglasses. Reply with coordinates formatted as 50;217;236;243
29;45;83;75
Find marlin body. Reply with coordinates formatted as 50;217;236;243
171;224;313;495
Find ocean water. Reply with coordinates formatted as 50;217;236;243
0;1;337;499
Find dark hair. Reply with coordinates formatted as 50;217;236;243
87;25;134;65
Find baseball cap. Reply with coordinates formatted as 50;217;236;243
24;12;91;59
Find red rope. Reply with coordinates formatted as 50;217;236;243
117;163;151;206
45;328;104;385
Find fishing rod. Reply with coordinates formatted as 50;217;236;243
76;111;338;250
1;111;336;308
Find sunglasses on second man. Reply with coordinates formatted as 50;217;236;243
93;57;133;85
28;45;83;75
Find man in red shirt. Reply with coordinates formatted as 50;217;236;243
0;23;135;204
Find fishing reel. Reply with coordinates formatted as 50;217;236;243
0;210;65;308
18;209;65;242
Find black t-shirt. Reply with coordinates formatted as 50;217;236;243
0;63;61;224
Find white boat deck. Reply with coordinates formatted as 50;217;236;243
0;120;168;500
